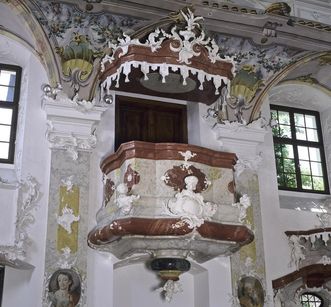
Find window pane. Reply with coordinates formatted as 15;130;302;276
276;157;283;173
274;144;282;157
300;161;311;175
307;128;318;142
0;85;14;102
279;124;291;138
284;158;295;173
283;145;294;159
278;111;290;124
311;162;323;176
298;146;309;160
0;142;9;159
0;70;16;86
294;113;304;126
302;175;312;189
313;177;325;191
271;110;277;120
0;125;11;142
272;126;279;137
277;173;285;186
305;115;317;128
0;108;12;124
285;173;297;188
309;147;321;162
296;127;306;140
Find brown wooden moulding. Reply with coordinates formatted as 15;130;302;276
272;264;331;289
285;227;331;236
100;41;234;82
88;217;254;246
101;141;237;174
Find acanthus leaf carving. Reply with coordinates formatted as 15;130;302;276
46;125;97;161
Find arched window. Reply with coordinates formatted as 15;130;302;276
300;293;323;307
0;64;21;164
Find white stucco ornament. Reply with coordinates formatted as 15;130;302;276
114;183;140;215
56;205;80;234
234;154;263;177
232;194;251;223
158;280;183;302
0;175;41;264
42;83;98;113
56;247;76;269
101;8;234;96
178;150;197;169
61;175;75;192
318;255;331;265
289;235;305;270
166;175;217;228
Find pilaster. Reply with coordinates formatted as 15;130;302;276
42;86;107;306
213;119;270;305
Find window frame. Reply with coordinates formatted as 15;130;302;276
271;104;329;194
0;64;22;164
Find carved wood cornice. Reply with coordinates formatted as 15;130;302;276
285;228;331;236
272;264;331;289
100;141;237;174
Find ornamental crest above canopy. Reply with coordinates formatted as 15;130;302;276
99;7;235;105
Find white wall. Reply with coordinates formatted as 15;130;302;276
0;34;50;307
258;91;331;303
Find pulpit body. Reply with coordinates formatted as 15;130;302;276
88;141;253;300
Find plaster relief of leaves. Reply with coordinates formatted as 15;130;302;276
234;153;263;177
46;127;97;161
56;205;80;234
166;175;217;229
56;247;77;269
0;175;41;262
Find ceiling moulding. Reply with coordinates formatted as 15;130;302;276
76;0;331;50
100;7;235;105
88;141;253;301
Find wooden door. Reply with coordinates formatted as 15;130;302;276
115;96;187;150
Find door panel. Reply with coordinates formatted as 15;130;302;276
115;96;187;150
